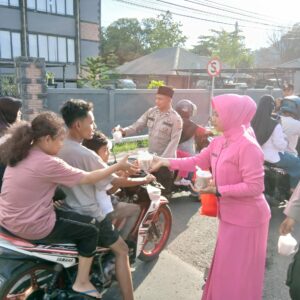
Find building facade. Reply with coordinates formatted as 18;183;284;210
0;0;101;87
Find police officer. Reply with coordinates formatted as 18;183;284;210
117;86;183;196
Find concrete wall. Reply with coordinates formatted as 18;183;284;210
47;87;283;137
27;12;75;36
80;0;100;23
0;7;21;30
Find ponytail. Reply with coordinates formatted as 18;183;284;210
0;111;64;167
0;121;33;166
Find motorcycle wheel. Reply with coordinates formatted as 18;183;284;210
0;259;57;300
139;204;172;262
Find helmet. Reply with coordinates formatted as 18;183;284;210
175;99;197;118
280;98;300;119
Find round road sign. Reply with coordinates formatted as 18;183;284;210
207;59;221;77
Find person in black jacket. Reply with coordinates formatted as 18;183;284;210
0;96;22;191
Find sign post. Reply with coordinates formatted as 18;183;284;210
207;58;222;119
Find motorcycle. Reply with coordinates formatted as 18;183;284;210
264;162;291;204
0;175;172;299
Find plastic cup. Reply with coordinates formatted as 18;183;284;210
194;169;212;191
113;130;122;143
137;151;153;172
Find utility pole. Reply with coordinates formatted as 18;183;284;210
20;0;28;57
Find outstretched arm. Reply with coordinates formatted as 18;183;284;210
80;156;138;185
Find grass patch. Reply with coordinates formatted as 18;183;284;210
112;139;149;154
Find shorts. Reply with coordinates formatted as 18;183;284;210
96;215;119;247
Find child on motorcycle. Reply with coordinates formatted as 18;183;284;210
82;131;155;239
0;112;135;299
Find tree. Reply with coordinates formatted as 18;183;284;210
192;28;254;68
142;12;187;52
268;23;300;63
101;12;187;65
79;56;113;88
101;18;145;65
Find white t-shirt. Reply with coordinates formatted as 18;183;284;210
281;116;300;156
261;124;288;163
96;184;114;216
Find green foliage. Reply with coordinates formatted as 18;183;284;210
147;80;165;89
113;139;149;154
192;29;254;68
0;75;18;97
101;18;145;65
101;12;187;64
46;71;55;85
78;56;119;88
142;12;187;53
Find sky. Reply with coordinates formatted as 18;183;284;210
101;0;300;51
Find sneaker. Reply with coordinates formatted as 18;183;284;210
174;178;191;186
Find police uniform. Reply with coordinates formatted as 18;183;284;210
124;106;183;158
124;106;182;196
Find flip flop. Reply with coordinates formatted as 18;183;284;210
71;289;102;299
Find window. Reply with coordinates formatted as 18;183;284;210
47;0;56;14
66;0;73;15
0;30;20;59
29;34;38;57
67;38;74;63
27;0;74;16
57;37;66;62
9;0;18;6
56;0;65;15
38;35;48;61
28;33;75;63
48;36;57;62
11;32;21;57
27;0;35;9
0;0;19;6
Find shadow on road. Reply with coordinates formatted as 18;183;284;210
167;193;200;243
102;256;159;299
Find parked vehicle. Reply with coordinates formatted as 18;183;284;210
0;175;172;299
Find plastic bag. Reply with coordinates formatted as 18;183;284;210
278;234;298;256
199;193;218;217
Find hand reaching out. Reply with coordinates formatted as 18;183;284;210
117;155;140;173
279;217;296;235
144;174;156;184
149;156;170;173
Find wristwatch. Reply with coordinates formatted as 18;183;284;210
215;188;221;197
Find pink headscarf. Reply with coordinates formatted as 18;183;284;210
212;94;257;137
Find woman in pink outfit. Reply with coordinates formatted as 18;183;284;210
152;94;271;300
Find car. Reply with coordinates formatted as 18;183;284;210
116;79;136;89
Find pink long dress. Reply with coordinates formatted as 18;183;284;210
170;94;271;300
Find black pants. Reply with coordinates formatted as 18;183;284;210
153;166;174;196
287;247;300;299
33;210;99;257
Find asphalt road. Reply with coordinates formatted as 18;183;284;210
103;192;297;300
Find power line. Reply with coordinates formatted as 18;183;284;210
113;0;291;33
188;0;287;23
113;0;242;26
155;0;290;30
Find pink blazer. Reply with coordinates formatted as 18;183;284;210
170;128;271;227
